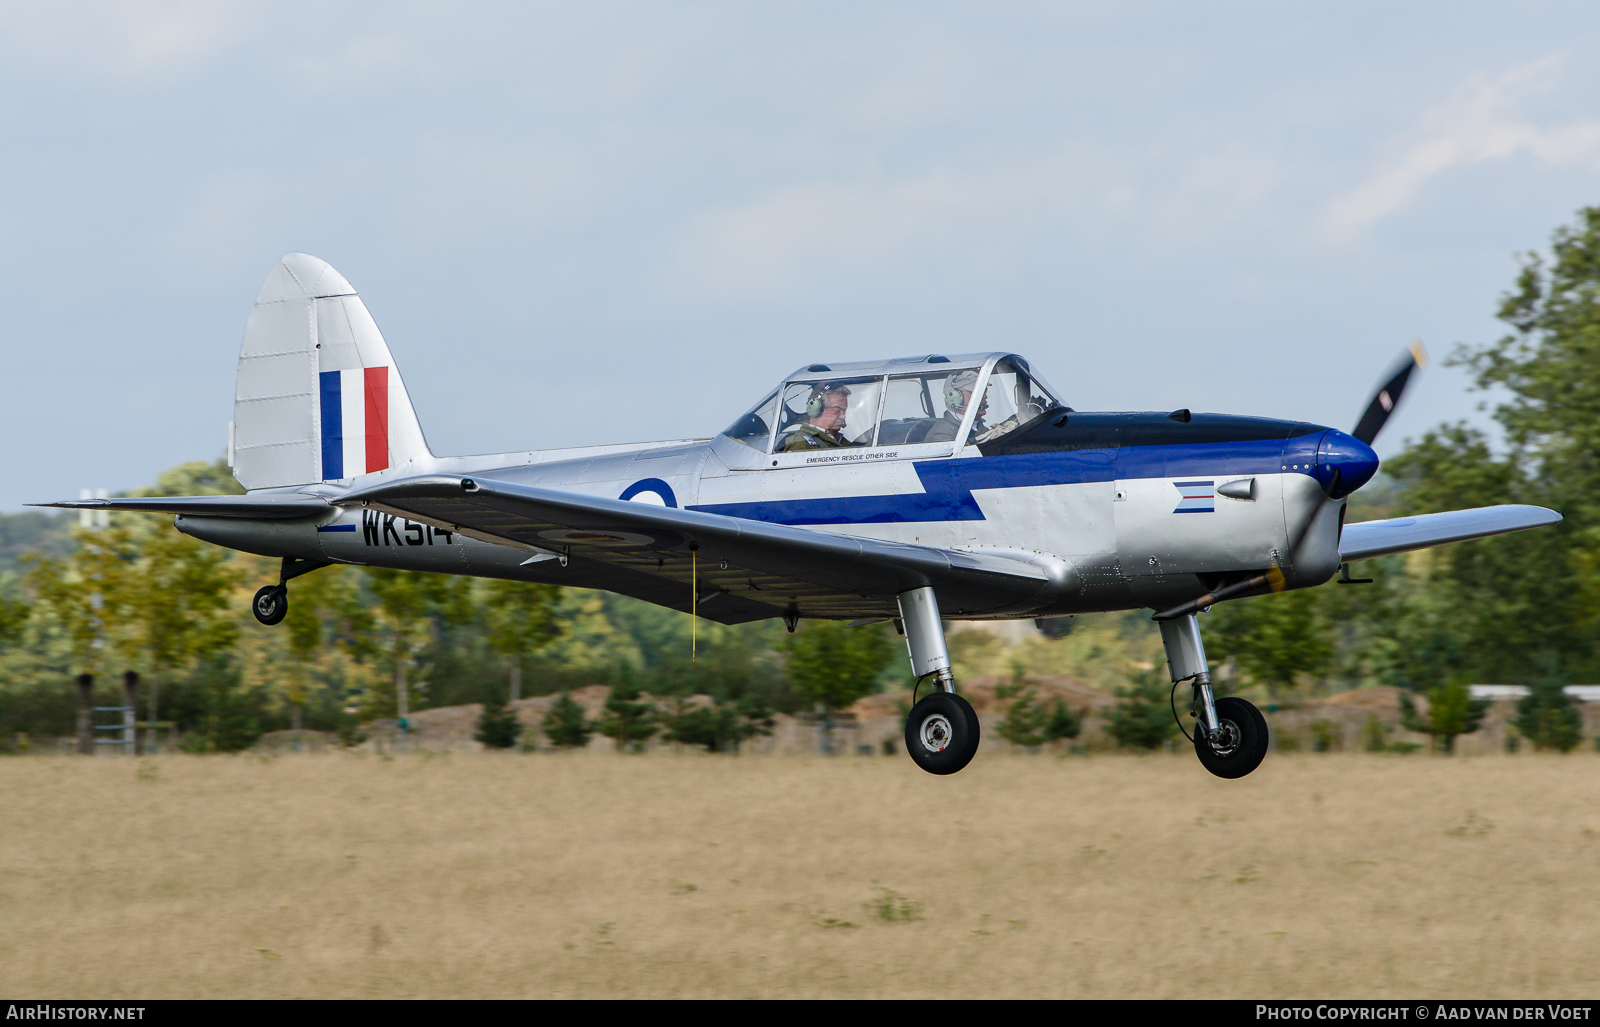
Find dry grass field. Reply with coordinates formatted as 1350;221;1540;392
2;749;1598;999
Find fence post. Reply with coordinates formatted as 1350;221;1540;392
76;673;93;755
122;671;140;756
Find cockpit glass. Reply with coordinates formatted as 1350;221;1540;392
874;370;978;446
772;378;883;453
722;389;779;450
723;357;1061;455
973;358;1059;445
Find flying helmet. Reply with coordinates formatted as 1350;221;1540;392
943;370;980;413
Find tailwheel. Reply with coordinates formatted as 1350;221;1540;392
1194;696;1268;779
905;692;980;775
252;584;288;626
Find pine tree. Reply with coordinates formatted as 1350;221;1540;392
598;667;658;751
997;687;1049;747
542;692;593;748
1514;682;1583;752
475;692;522;749
1045;699;1082;743
658;696;774;752
1103;672;1177;750
1399;680;1491;753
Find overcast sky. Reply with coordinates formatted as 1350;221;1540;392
5;2;1600;509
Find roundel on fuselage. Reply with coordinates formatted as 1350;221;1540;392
620;478;678;508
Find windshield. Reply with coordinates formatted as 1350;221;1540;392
972;358;1059;445
722;389;780;449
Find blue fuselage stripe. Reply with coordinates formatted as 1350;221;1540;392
688;439;1309;526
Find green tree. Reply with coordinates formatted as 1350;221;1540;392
176;655;266;753
481;578;562;705
363;568;472;726
997;687;1050;747
280;564;364;733
1513;682;1583;752
784;620;894;753
1378;206;1600;686
1361;713;1388;753
140;457;245;500
596;665;658;751
24;527;136;678
658;696;773;752
1045;699;1083;743
783;621;894;713
0;593;29;650
995;662;1082;748
111;522;239;751
1206;590;1334;698
1398;680;1491;754
1103;672;1178;750
542;692;593;748
475;690;522;749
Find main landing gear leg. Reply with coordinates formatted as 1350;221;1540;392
1160;613;1268;779
251;556;329;627
898;586;979;775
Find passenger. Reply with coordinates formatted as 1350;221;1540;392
779;383;854;451
925;370;988;444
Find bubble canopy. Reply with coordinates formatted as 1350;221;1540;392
721;353;1064;454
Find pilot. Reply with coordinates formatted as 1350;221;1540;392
924;370;988;444
780;383;854;451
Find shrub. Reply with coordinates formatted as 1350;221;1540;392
1400;680;1490;753
475;693;521;749
542;692;593;748
1102;672;1177;750
1514;682;1583;752
1361;713;1387;752
868;887;922;923
597;675;658;751
658;697;774;752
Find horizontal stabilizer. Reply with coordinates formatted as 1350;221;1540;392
341;474;1058;622
30;494;331;520
1339;504;1561;563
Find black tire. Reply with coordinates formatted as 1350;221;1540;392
904;692;980;775
1194;696;1268;779
252;585;288;626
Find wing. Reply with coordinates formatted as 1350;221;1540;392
1339;504;1562;563
28;493;331;520
341;474;1060;625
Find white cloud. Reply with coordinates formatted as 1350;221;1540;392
1325;54;1600;238
0;1;263;83
665;143;1283;301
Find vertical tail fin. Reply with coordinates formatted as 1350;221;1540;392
231;253;431;490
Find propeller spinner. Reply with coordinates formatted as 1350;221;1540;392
1313;340;1426;500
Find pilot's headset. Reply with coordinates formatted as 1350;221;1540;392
806;383;850;418
943;370;980;414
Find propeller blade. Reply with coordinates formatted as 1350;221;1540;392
1351;339;1428;446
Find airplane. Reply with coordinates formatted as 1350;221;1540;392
38;253;1562;779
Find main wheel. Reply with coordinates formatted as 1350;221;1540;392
904;692;980;775
1194;696;1268;779
252;585;288;626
